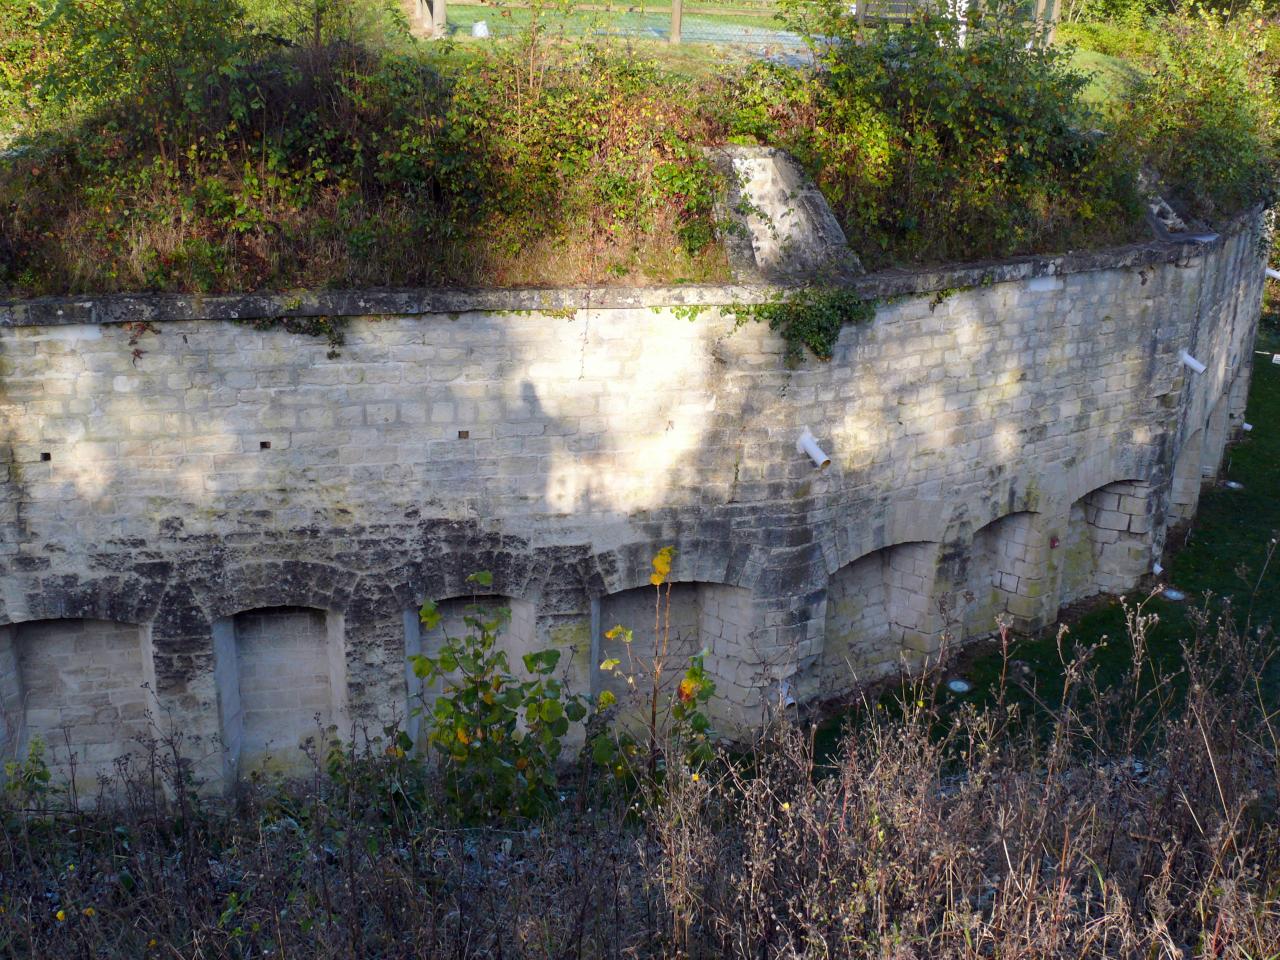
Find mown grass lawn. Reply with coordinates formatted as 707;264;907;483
1069;45;1144;107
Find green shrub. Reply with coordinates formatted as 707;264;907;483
1059;0;1167;26
0;0;62;142
410;573;589;822
241;0;410;48
746;0;1143;266
1125;3;1278;222
42;0;255;142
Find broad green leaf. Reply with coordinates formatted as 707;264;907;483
591;735;616;765
418;599;441;630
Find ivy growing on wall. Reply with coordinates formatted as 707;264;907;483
242;315;347;358
730;288;876;364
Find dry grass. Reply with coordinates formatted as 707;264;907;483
2;594;1277;958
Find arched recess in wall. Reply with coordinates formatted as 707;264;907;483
402;595;536;751
0;618;153;796
963;512;1044;640
595;581;753;714
1200;395;1231;481
212;606;347;785
1169;429;1205;521
1058;480;1154;609
813;541;939;701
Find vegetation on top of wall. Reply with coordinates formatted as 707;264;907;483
0;1;61;144
0;0;729;295
722;1;1148;266
1058;2;1279;223
0;0;1276;298
1122;4;1280;222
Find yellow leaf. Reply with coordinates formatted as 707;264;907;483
651;546;675;582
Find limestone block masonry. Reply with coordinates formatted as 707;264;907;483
0;205;1268;793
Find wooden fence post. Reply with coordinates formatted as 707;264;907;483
671;0;682;44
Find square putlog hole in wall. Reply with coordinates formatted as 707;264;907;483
259;441;271;450
40;452;51;462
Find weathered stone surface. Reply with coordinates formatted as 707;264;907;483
708;145;863;281
0;209;1266;793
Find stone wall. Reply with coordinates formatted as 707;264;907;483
1;619;153;794
0;208;1267;791
216;607;346;781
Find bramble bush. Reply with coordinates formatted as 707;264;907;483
736;0;1144;266
2;0;1278;296
0;0;726;294
1123;2;1279;222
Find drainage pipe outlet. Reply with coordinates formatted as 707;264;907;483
796;427;831;470
1179;350;1207;374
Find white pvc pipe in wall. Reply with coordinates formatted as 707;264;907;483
1179;350;1207;374
1266;267;1280;281
796;427;831;470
